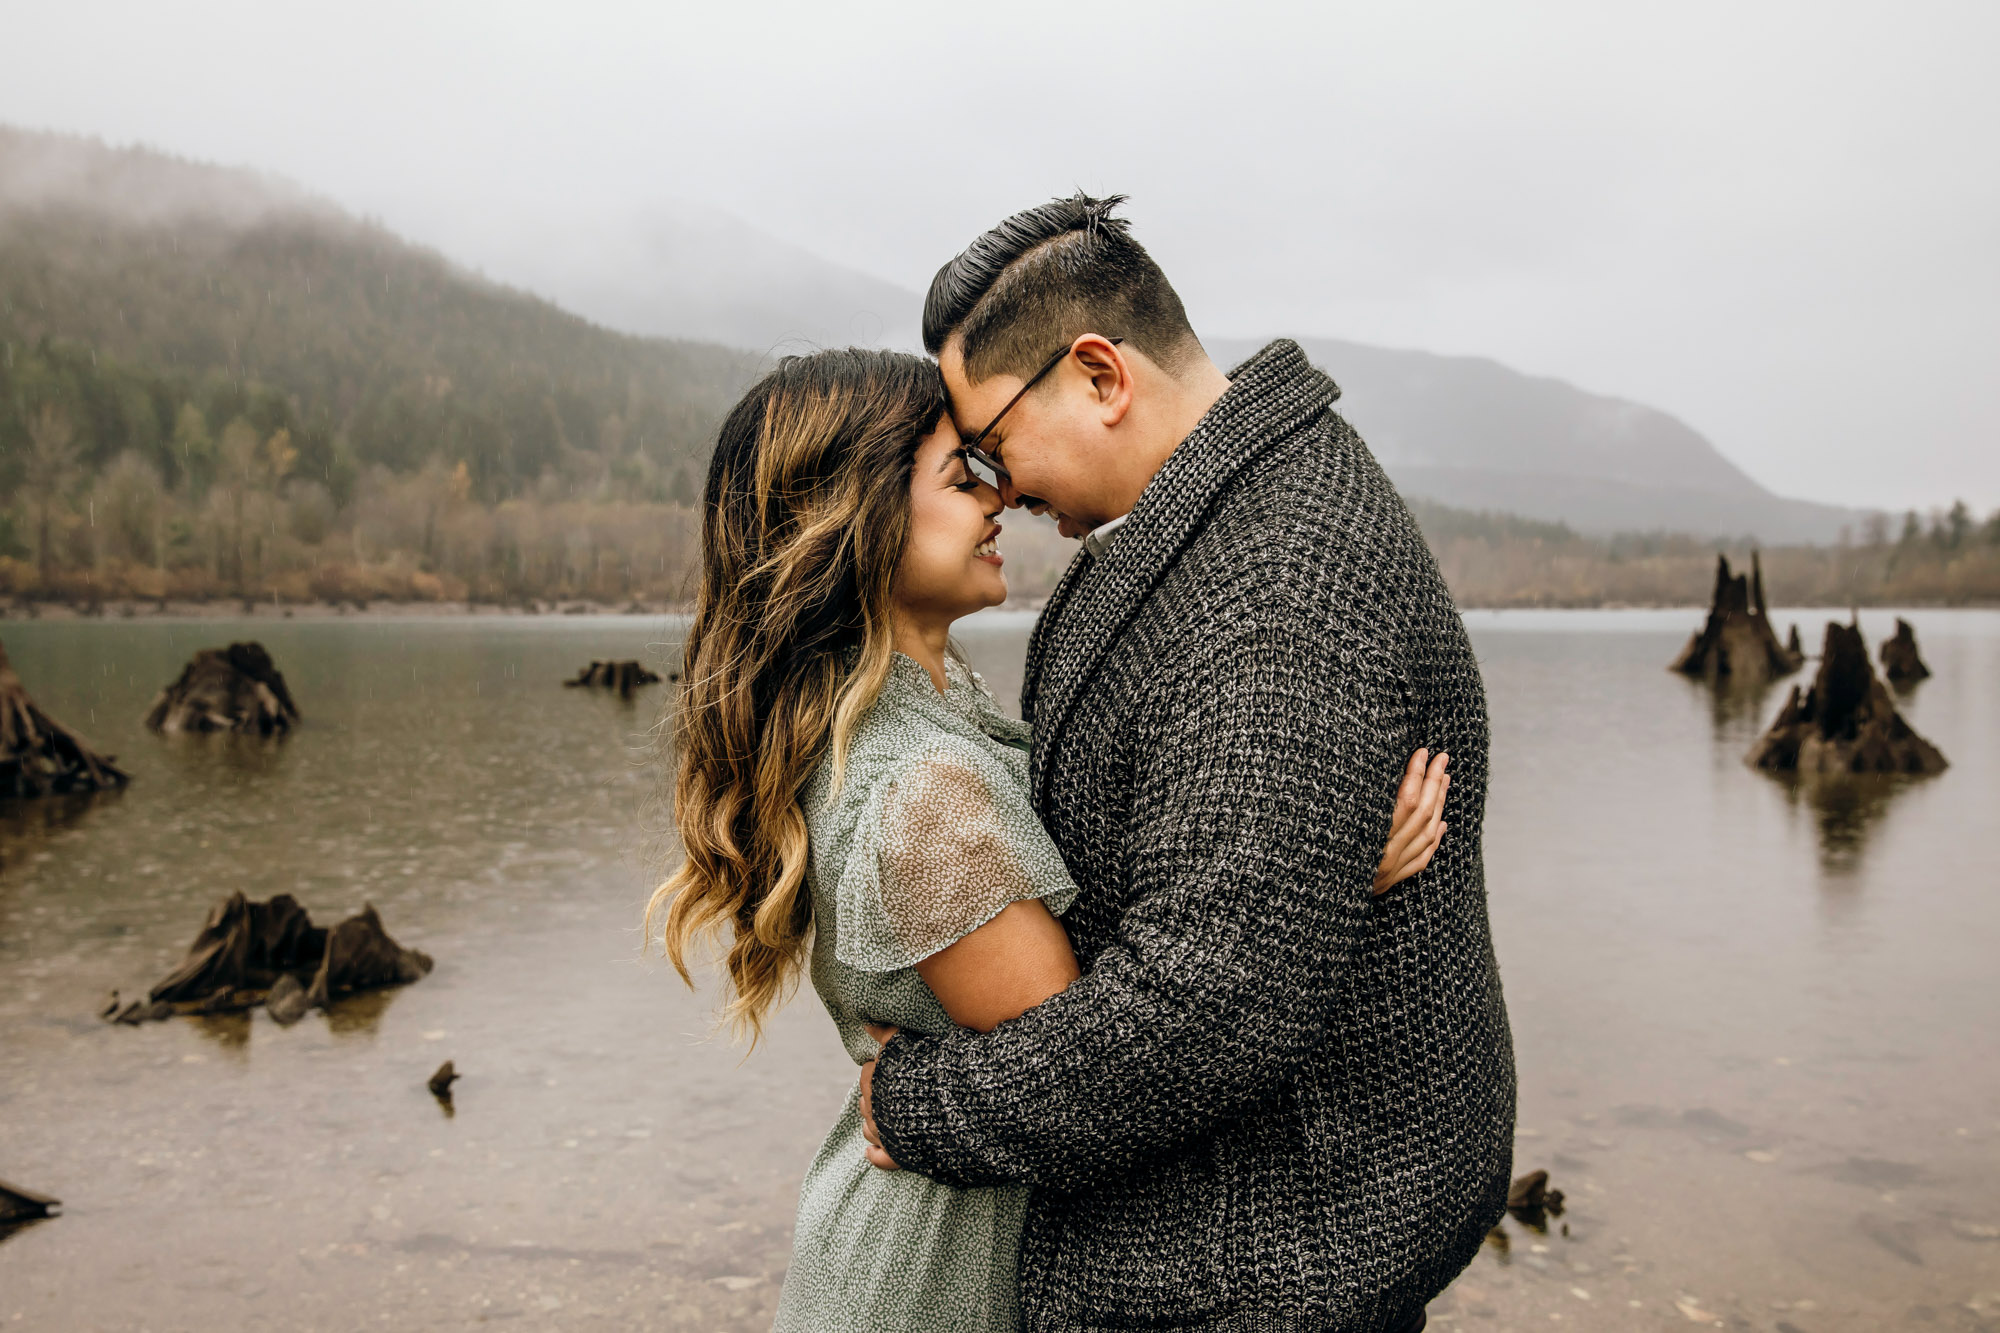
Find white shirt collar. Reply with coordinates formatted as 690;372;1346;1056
1082;512;1132;561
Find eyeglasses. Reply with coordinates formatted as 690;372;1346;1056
957;337;1123;491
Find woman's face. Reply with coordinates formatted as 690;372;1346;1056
892;415;1007;628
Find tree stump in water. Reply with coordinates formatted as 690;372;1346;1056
1747;621;1947;775
0;638;130;798
146;892;327;1003
563;660;662;698
303;902;434;1008
145;642;300;734
1668;553;1805;681
111;891;432;1024
1879;618;1932;684
1786;623;1804;658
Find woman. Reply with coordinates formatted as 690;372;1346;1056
647;349;1450;1332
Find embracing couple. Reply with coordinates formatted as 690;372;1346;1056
649;194;1517;1332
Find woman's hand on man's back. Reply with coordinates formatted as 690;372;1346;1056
1374;749;1450;895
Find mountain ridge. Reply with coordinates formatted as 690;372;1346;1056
1;125;1865;542
0;125;766;503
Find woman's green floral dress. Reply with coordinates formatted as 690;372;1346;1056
772;653;1078;1333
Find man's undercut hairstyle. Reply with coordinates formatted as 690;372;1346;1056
922;192;1202;385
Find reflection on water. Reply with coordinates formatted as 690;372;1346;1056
188;1008;253;1054
0;609;1996;1331
322;983;403;1037
1776;772;1904;877
0;788;120;857
1688;672;1784;739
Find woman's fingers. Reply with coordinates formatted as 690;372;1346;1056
1384;760;1449;863
1381;813;1450;892
1401;822;1445;879
1376;752;1452;895
1391;748;1429;822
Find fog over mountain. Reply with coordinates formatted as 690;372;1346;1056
462;203;921;356
469;192;1863;542
1204;338;1863;543
0;127;763;499
1;127;1863;543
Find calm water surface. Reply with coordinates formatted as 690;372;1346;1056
1;608;1995;1331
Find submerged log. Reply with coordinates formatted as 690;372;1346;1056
1747;621;1948;775
1879;618;1932;684
116;891;432;1022
144;641;300;735
1669;553;1805;681
563;660;662;698
0;1180;61;1223
0;638;131;799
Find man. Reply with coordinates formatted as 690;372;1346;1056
860;193;1516;1331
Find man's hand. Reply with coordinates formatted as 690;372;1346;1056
858;1021;901;1171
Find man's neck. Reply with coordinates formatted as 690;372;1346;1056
1105;350;1232;517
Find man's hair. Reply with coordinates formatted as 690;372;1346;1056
922;192;1202;384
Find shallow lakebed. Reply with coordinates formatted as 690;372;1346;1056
1;608;1995;1330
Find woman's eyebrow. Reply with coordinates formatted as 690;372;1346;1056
939;449;969;473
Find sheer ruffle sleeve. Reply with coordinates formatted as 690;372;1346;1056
831;738;1077;974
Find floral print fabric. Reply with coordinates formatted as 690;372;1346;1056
772;652;1078;1333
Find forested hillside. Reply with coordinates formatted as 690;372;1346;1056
2;129;1992;611
1409;499;2000;607
0;128;772;602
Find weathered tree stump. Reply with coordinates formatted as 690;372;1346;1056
1669;553;1805;681
109;891;432;1024
563;660;662;698
428;1060;460;1098
1786;623;1804;658
1879;617;1932;684
144;642;300;735
147;892;326;1002
1506;1169;1566;1231
1747;621;1947;775
0;638;130;799
303;902;434;1008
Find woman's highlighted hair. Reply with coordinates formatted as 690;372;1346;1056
646;348;945;1041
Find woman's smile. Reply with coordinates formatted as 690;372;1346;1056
974;524;1003;566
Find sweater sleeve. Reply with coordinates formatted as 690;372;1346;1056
867;620;1406;1190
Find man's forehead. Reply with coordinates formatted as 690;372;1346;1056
939;340;1024;435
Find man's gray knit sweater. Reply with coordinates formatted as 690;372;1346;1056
871;338;1516;1331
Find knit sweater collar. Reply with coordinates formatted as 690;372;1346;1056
1023;339;1341;793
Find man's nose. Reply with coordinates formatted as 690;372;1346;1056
998;476;1030;510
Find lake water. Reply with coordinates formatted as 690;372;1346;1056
1;608;1995;1331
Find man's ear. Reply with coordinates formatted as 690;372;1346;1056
1072;334;1133;428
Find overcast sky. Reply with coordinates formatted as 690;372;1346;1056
5;0;1994;512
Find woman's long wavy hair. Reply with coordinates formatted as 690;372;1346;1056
645;348;947;1041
